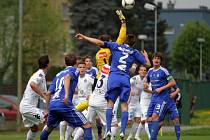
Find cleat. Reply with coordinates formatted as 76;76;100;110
104;131;111;140
120;132;125;140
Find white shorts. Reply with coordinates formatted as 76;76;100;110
87;106;117;126
140;103;150;121
19;104;45;127
128;104;141;120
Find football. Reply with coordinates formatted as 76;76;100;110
122;0;135;9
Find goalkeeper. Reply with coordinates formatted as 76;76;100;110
95;10;127;78
75;10;126;112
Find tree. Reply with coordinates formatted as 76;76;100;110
69;0;168;58
0;0;18;91
22;0;67;81
171;21;210;80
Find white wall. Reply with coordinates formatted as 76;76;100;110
155;0;210;9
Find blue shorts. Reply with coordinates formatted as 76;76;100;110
105;73;130;103
159;100;179;122
47;109;87;128
147;99;168;119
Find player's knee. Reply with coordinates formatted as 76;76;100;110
44;126;54;133
83;122;92;128
107;100;114;108
172;117;180;125
134;117;141;123
121;102;128;111
30;125;38;132
151;113;159;121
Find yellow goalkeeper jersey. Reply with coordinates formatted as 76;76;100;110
96;24;126;78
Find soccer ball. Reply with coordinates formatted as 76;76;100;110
122;0;135;9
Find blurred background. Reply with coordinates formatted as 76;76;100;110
0;0;210;138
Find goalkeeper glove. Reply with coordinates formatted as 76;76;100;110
116;10;125;23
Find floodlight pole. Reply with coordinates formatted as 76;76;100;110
17;0;23;131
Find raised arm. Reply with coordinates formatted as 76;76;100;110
116;10;126;44
142;50;151;67
75;33;104;46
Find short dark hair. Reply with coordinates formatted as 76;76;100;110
98;34;112;41
124;34;136;47
77;61;86;66
152;52;163;62
38;55;49;69
65;53;76;66
83;55;92;62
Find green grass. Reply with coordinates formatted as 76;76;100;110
0;127;210;140
190;108;210;125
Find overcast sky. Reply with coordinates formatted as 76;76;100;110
155;0;210;9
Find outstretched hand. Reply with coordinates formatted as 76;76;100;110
142;50;148;58
116;10;125;22
75;33;85;40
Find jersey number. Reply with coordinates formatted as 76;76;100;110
96;75;106;88
52;77;64;99
117;52;128;71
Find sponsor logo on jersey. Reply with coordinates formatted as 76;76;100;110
98;52;108;58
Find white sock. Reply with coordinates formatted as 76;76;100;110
73;127;84;140
135;123;144;138
145;123;150;139
65;125;74;140
128;122;139;138
111;126;118;140
60;121;67;139
26;129;36;140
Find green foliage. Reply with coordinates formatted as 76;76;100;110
171;21;210;80
70;0;168;58
22;0;66;81
0;0;18;85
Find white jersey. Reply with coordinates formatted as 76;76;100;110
129;75;144;106
20;69;47;110
76;74;94;101
89;64;110;108
140;83;152;106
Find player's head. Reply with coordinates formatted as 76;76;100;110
124;34;136;47
77;61;86;76
65;53;76;66
38;55;49;69
138;65;147;78
152;52;163;67
76;56;82;67
98;34;112;42
83;55;93;69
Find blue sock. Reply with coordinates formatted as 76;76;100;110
150;121;159;140
40;129;50;140
121;111;128;134
106;107;113;133
174;124;180;140
84;128;93;140
96;123;103;135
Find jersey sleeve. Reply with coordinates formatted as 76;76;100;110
130;76;135;87
134;50;146;65
162;67;174;81
48;78;56;94
116;25;126;44
103;41;118;50
30;73;42;85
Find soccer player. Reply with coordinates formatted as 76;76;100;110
96;10;126;78
19;55;49;140
94;10;126;139
40;53;92;140
158;84;181;140
83;55;98;78
127;65;151;140
75;33;151;139
135;66;152;140
145;52;176;140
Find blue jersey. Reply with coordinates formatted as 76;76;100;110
86;66;98;78
48;66;79;110
147;66;172;101
103;42;146;77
